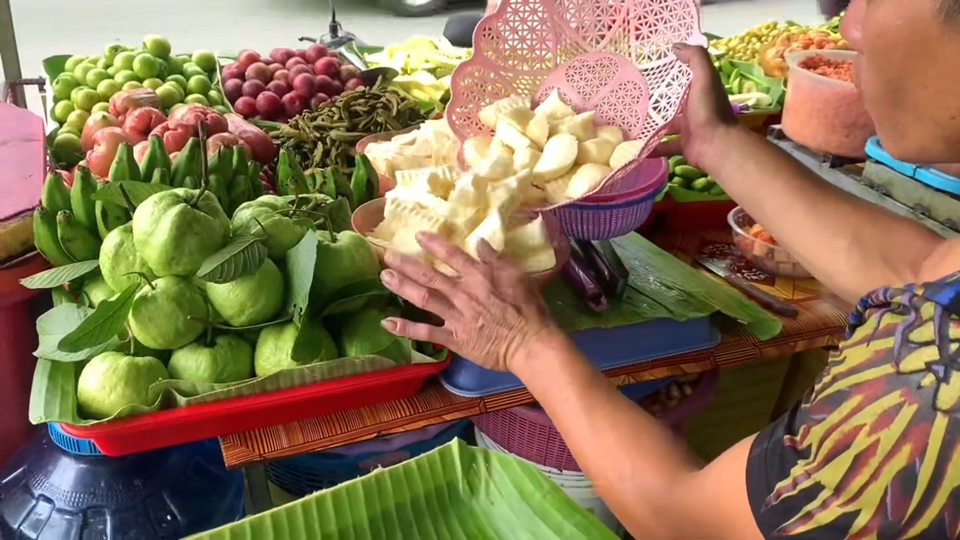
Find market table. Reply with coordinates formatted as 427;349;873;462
218;226;851;469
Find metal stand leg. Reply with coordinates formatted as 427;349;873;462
0;0;26;108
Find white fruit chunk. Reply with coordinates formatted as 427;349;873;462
525;113;550;148
495;120;533;152
506;216;556;273
513;147;542;172
550;111;597;142
565;164;612;200
534;90;575;121
462;136;493;169
474;140;514;180
596;125;624;145
544;170;575;205
499;104;535;131
447;172;490;210
576;138;616;166
464;211;506;260
533;134;578;182
609;140;644;170
479;96;530;129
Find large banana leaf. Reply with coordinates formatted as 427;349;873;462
190;439;617;540
544;233;782;340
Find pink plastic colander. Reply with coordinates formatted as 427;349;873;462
447;0;705;207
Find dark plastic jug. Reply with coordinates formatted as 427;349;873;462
0;425;244;539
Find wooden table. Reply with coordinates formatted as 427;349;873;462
219;228;851;469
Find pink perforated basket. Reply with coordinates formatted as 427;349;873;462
447;0;705;206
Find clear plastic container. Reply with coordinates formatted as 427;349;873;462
781;50;876;159
0;426;244;539
728;206;811;278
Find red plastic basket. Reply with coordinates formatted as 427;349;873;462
60;358;450;457
473;370;718;472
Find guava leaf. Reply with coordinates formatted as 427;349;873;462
92;181;172;207
34;304;123;362
196;235;269;284
284;232;318;326
214;314;293;333
57;284;138;353
319;279;391;318
42;55;70;80
29;359;78;424
325;197;353;232
20;260;100;289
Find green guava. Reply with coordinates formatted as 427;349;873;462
132;188;230;276
230;195;327;259
115;336;171;364
128;276;208;350
338;307;408;359
82;276;115;307
205;258;285;327
311;230;380;304
100;223;156;292
168;334;254;383
254;320;338;377
76;351;169;420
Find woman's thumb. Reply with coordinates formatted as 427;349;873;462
672;43;712;72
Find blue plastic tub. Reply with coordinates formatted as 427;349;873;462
865;137;960;196
440;316;720;397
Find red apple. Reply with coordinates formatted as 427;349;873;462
315;75;338;97
313;57;340;79
281;92;306;118
310;93;330;109
289;64;312;80
344;78;365;91
234;96;257;117
295;49;308;60
245;63;272;85
329;79;344;96
339;64;360;83
273;69;290;85
292;73;317;99
85;127;133;178
285;57;307;70
256;91;282;118
305;44;329;64
266;80;290;98
222;63;245;81
270;48;296;66
223;79;243;103
238;49;262;70
241;79;266;98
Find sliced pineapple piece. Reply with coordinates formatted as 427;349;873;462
473;140;514;180
609;140;644;170
447;172;490;210
534;90;575;121
499;104;535;132
576;138;616;166
565;164;612;200
525;113;550;148
479;95;531;130
513;147;542;172
463;136;494;169
506;217;556;273
550;111;597;142
495;120;533;152
544;170;575;205
533;134;578;182
464;210;507;259
596;125;624;146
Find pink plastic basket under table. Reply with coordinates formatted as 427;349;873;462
447;0;705;207
473;370;718;472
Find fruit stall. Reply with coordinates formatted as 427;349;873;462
2;5;953;538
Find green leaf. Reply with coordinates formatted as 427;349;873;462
34;304;123;362
91;181;172;207
58;284;138;353
196;236;269;284
187;440;617;540
20;260;100;289
29;359;78;424
326;197;353;232
290;318;336;364
42;54;70;81
319;279;391;318
284;232;318;326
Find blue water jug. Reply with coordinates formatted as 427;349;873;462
0;424;244;539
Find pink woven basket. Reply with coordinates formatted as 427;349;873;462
473;370;719;472
447;0;705;206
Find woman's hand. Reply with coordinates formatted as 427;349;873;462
379;232;556;373
654;44;740;170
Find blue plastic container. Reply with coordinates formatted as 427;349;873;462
440;317;720;397
265;420;472;497
0;424;244;539
865;137;960;196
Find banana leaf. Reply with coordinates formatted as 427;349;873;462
544;233;781;340
189;439;617;540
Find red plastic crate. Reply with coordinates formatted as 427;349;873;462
60;358;450;456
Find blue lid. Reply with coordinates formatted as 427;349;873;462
865;137;960;196
48;423;103;456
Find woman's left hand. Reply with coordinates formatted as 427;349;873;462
379;232;556;373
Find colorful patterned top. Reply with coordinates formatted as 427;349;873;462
747;273;960;539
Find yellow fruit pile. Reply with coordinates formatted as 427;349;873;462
711;22;799;62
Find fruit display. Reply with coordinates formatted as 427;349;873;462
50;35;227;134
359;36;472;111
272;79;428;173
361;119;460;184
711;54;782;110
458;91;638;207
757;29;850;79
710;21;803;63
220;44;361;122
666;155;728;200
273;148;379;212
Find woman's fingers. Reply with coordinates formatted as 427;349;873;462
381;317;454;345
380;268;457;320
417;232;481;275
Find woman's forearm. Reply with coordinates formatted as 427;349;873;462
511;330;698;538
704;126;944;303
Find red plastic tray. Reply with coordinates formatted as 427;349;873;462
60;358;450;456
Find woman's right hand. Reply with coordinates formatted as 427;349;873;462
655;44;740;170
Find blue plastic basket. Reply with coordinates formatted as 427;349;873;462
265;420;472;497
